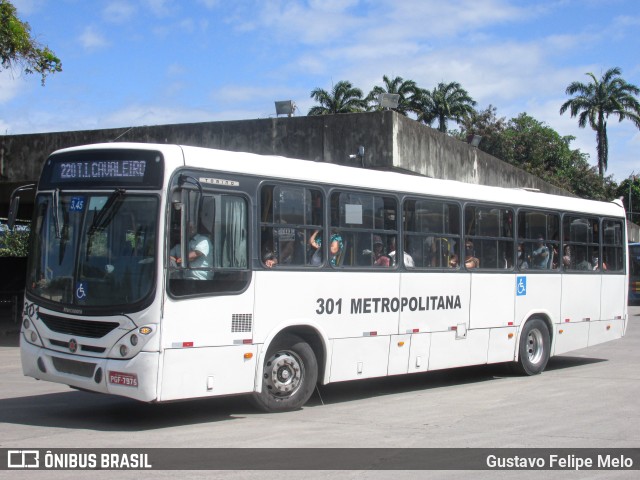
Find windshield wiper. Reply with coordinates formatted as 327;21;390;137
52;188;61;239
89;189;126;235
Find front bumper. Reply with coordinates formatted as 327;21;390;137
21;334;160;402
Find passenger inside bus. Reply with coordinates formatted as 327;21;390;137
369;235;390;267
388;237;414;267
464;240;479;269
574;249;592;270
309;229;343;266
169;222;213;279
562;245;571;268
531;236;550;269
261;231;278;268
517;242;529;269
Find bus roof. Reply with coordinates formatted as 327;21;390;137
53;142;626;219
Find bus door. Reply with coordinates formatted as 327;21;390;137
161;174;255;401
465;206;516;364
592;219;626;346
513;210;561;358
557;216;601;354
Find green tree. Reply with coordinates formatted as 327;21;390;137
615;175;640;222
0;227;29;256
454;104;506;158
0;0;61;85
497;113;616;200
560;67;640;177
417;81;476;132
308;80;367;115
367;75;420;116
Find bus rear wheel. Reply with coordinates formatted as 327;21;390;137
252;333;318;413
514;318;550;375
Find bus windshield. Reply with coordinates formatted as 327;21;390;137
27;191;159;310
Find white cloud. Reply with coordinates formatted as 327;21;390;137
211;85;287;104
143;0;173;17
99;104;273;128
197;0;220;9
167;63;186;76
0;70;25;104
79;26;110;50
11;0;46;15
103;1;137;24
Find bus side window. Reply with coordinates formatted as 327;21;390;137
403;198;460;269
563;215;599;272
260;185;324;267
331;191;397;268
602;219;623;272
517;210;559;271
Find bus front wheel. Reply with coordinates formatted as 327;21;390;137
514;318;550;375
252;333;318;413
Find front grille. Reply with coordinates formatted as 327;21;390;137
51;357;96;378
81;345;106;353
231;313;252;332
39;312;119;339
48;339;106;353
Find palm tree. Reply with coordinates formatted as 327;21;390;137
367;75;420;116
308;80;368;115
417;81;476;133
560;67;640;177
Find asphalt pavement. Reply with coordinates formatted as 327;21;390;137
0;306;638;480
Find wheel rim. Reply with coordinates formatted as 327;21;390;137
526;328;544;365
264;350;305;398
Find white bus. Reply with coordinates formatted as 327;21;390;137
14;143;628;412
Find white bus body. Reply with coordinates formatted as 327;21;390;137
19;143;628;411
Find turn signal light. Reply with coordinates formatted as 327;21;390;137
244;353;253;359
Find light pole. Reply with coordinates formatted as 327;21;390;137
630;172;637;222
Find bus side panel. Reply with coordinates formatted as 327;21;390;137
159;345;258;401
561;275;602;323
514;274;561;327
469;273;515;329
407;332;431;373
487;326;518;363
253;271;401;341
428;329;489;371
388;334;411;375
557;275;602;354
588;319;625;347
329;336;390;382
398;272;470;334
600;274;626;322
553;322;590;355
162;281;257;349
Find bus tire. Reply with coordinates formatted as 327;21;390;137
251;333;318;413
514;318;550;376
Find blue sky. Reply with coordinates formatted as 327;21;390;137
1;0;639;182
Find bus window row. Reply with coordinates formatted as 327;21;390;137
258;184;625;274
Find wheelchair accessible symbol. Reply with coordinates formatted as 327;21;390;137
76;282;87;300
516;276;527;296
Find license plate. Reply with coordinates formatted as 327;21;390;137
108;371;138;387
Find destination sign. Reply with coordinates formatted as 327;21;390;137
40;149;164;189
54;160;147;181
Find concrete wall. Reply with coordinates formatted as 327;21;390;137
0;110;568;188
1;110;637;239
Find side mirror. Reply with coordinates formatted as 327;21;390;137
7;195;19;230
7;183;36;230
